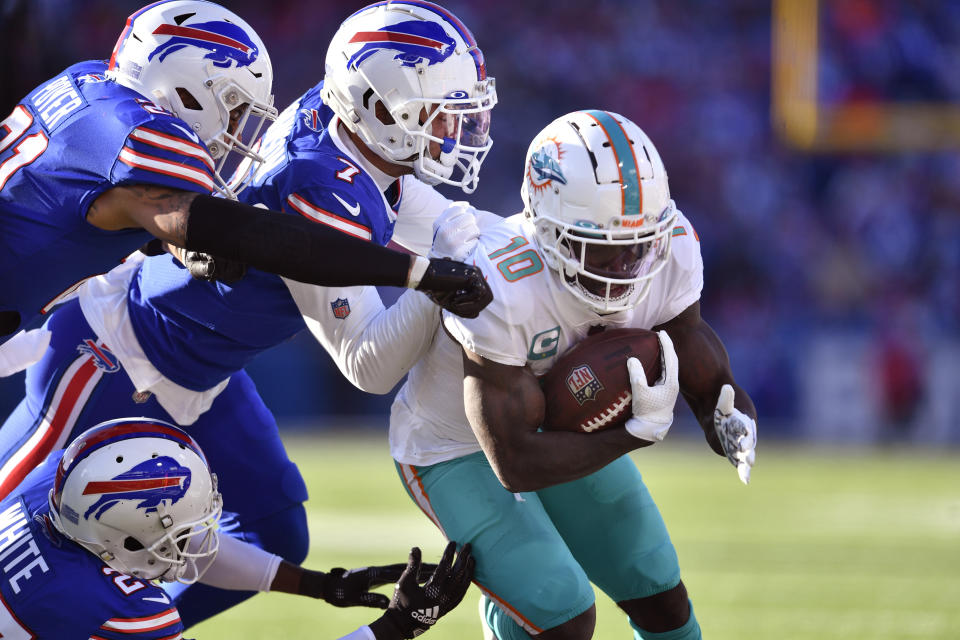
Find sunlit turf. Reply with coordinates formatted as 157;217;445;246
192;433;960;639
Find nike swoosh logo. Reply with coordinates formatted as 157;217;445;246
142;593;171;604
333;193;361;217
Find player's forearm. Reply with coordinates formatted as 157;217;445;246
101;187;416;287
269;560;330;597
183;195;413;287
662;314;757;455
337;290;441;394
494;429;648;492
88;184;196;237
196;533;281;592
467;381;645;492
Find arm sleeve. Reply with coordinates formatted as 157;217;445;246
183;194;413;287
283;279;441;394
195;532;282;592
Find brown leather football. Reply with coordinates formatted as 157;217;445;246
541;328;662;433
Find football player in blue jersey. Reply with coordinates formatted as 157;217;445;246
0;0;496;630
0;417;474;639
0;0;491;346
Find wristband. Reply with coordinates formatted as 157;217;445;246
406;256;430;289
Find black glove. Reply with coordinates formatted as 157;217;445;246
368;542;475;639
300;562;438;609
137;241;247;285
182;251;248;285
416;259;492;319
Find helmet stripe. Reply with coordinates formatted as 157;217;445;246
346;1;486;79
582;110;642;217
83;477;183;495
55;419;205;498
151;24;253;53
108;0;171;71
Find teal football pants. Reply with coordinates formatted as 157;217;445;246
396;451;682;634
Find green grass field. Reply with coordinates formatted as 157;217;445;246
191;433;960;639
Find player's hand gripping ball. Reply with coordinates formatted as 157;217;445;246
541;329;662;434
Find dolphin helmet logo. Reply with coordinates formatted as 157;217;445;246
530;148;567;186
83;456;192;521
148;20;259;68
347;20;456;70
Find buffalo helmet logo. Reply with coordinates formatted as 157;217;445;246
82;456;192;521
148;20;260;68
565;364;604;405
347;20;456;70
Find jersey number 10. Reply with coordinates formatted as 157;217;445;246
487;236;544;282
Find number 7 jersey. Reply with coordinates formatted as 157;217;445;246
389;212;703;466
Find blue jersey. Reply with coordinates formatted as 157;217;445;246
0;60;217;342
126;82;404;390
0;451;185;639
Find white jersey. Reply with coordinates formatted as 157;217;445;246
389;212;704;466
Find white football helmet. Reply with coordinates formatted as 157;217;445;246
522;110;678;314
48;418;222;584
107;0;277;197
323;1;497;193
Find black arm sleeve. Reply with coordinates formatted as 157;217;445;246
183;194;411;288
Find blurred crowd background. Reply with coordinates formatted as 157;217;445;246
2;0;958;443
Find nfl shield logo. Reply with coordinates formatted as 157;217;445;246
566;365;604;405
331;298;351;320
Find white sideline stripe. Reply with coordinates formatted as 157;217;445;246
130;127;214;170
119;147;214;191
398;464;447;538
0;355;101;485
475;585;542;635
287;194;372;241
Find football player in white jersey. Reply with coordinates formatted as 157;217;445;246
389;110;758;640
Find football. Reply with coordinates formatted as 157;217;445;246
541;328;662;433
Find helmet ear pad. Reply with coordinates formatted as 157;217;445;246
522;110;678;314
48;418;222;584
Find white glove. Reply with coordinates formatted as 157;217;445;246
429;201;480;262
713;384;757;485
624;330;679;442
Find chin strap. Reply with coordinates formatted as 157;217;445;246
414;138;456;186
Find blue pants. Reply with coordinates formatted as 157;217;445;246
0;300;310;628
